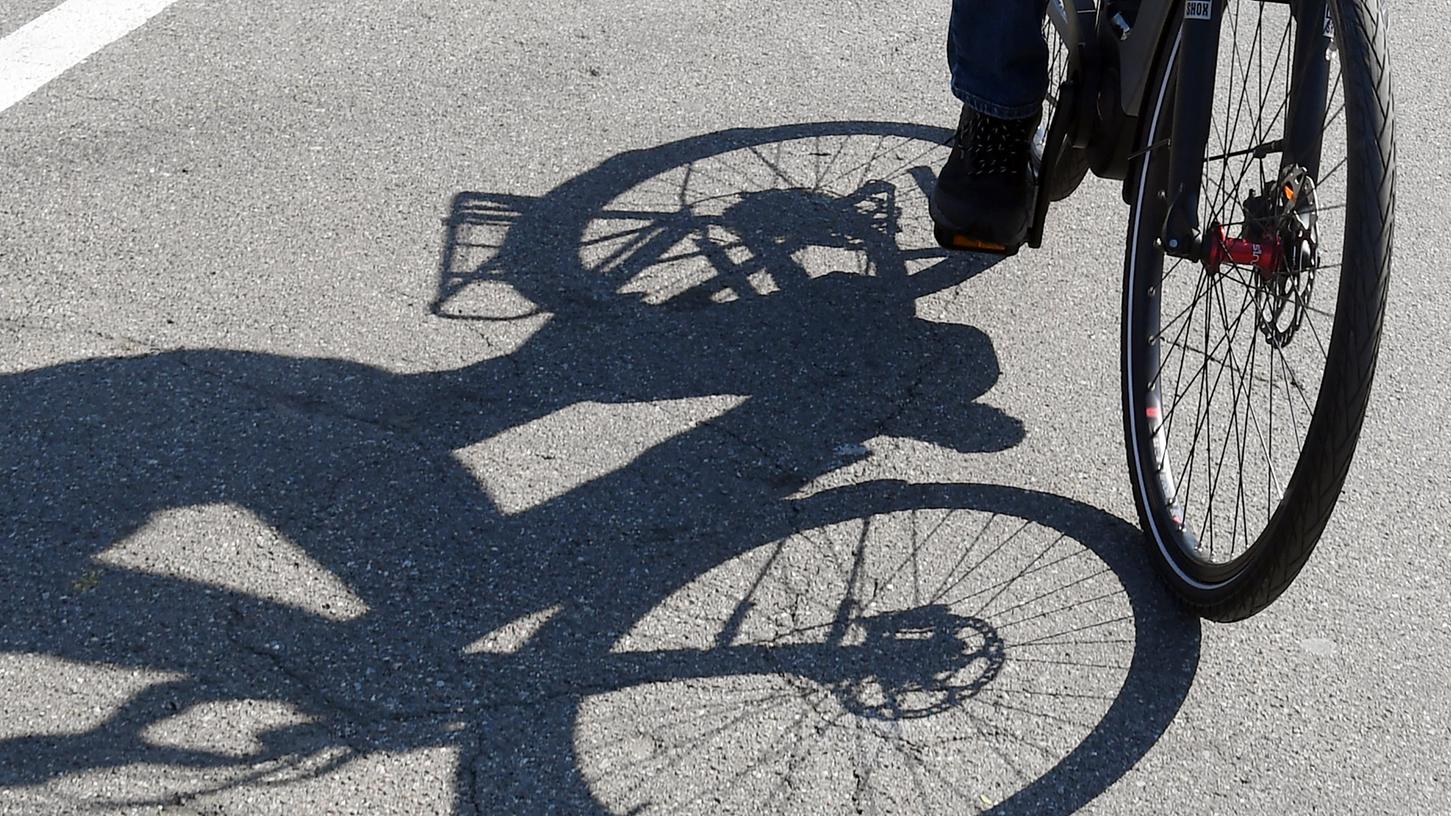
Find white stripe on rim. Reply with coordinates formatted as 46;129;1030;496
1125;28;1225;592
0;0;180;114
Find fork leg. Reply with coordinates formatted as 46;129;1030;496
1283;0;1332;177
1161;0;1225;260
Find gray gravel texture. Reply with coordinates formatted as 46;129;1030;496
1;0;1447;814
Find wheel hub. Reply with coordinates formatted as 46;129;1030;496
1203;166;1321;348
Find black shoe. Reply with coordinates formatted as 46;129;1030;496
930;105;1040;253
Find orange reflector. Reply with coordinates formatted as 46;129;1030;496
947;234;1008;252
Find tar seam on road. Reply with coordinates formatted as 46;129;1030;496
0;0;179;114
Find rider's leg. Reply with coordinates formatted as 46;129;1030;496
947;0;1049;119
931;0;1049;250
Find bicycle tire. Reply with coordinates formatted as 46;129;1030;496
1120;0;1395;620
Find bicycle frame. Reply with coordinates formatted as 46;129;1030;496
1044;0;1332;258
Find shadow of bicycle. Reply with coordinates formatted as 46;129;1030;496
0;121;1198;814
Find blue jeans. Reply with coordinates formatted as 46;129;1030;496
948;0;1049;119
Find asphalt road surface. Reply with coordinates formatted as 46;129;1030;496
1;1;1447;814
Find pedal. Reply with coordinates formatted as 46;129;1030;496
933;225;1021;256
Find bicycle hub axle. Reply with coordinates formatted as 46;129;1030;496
1203;223;1281;280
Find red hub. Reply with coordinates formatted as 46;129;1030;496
1203;223;1282;280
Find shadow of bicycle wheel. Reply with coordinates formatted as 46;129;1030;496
472;480;1197;815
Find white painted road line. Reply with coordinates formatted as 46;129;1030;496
0;0;180;115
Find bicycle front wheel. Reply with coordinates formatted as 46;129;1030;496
1121;0;1395;620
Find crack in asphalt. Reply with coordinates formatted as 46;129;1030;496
224;604;465;732
457;730;487;816
873;274;978;437
0;315;162;355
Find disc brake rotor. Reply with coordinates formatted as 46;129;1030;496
1251;166;1321;348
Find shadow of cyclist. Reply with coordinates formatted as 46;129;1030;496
0;121;1197;815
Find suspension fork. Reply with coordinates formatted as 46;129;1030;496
1282;0;1331;178
1160;0;1225;261
1160;0;1331;261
